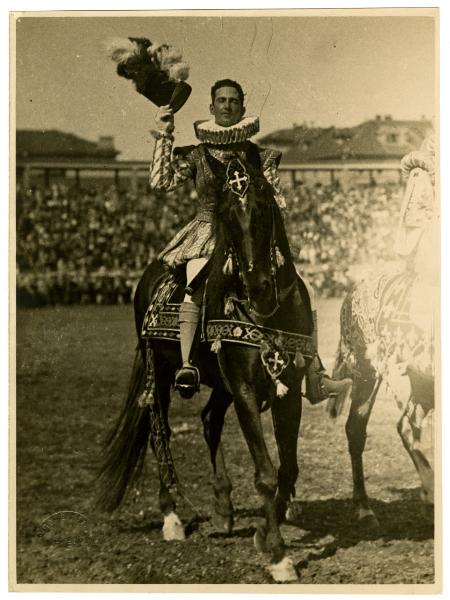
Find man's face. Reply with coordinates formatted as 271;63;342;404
210;86;245;127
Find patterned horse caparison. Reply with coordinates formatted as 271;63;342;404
330;267;435;527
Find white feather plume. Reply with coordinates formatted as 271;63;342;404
148;41;164;56
104;37;138;63
168;62;190;82
160;47;183;67
105;36;190;89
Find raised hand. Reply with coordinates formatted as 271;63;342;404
155;105;175;134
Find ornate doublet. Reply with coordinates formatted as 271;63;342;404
149;116;285;267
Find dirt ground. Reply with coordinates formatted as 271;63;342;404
14;301;435;586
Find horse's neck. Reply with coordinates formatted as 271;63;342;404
263;268;313;335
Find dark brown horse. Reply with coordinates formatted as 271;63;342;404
97;164;314;581
329;267;435;528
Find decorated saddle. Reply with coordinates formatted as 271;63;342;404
141;270;315;396
142;271;314;353
350;269;434;377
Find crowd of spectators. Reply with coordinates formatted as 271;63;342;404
290;181;403;296
16;178;403;307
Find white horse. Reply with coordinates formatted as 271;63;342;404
329;131;438;525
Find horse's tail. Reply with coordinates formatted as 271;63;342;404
96;348;150;512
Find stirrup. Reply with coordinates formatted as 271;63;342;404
174;364;200;399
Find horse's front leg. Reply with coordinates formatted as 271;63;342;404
345;370;381;529
201;387;234;534
221;350;297;582
271;371;302;524
397;397;434;507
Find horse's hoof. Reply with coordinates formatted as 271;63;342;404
211;512;234;535
356;507;380;530
266;556;298;582
253;526;268;553
162;512;186;541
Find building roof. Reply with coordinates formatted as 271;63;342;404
16;129;120;161
258;125;323;147
259;117;432;164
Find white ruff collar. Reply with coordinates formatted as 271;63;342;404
194;116;260;145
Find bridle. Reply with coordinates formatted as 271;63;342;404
225;199;297;320
230;277;297;320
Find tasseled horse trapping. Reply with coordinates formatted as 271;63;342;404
260;340;291;398
138;342;178;490
294;345;306;368
223;251;234;276
224;296;235;316
210;337;222;353
274;245;285;268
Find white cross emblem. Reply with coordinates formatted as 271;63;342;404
261;343;290;378
230;170;247;191
268;351;285;372
226;159;249;198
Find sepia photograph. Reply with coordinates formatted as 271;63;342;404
10;5;441;592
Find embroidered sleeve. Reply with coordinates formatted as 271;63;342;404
149;133;196;192
260;149;287;210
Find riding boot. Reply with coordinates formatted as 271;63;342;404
175;301;201;399
305;310;352;405
305;353;353;405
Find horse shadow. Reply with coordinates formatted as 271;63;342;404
295;488;433;543
112;487;433;560
278;487;434;570
217;487;434;562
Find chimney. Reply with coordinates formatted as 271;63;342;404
97;135;115;152
384;115;393;121
375;115;381;121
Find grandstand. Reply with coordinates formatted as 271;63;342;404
16;124;409;306
16;178;403;307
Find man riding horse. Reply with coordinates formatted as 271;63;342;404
149;78;352;401
103;39;351;581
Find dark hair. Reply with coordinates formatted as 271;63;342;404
210;79;245;106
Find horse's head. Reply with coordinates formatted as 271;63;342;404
215;164;280;317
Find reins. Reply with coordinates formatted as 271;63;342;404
229;277;297;320
226;200;295;321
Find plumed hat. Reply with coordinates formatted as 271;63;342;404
106;37;191;112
